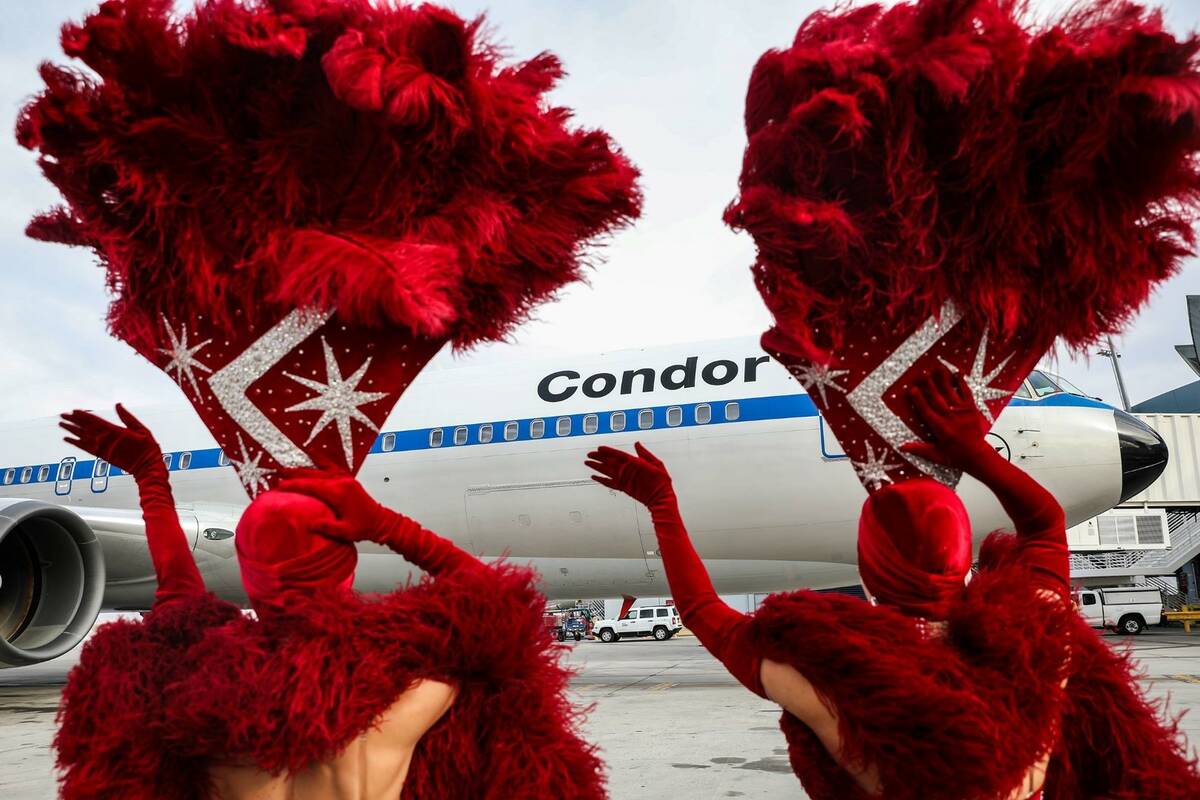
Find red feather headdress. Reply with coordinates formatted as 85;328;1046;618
727;0;1200;491
18;0;640;496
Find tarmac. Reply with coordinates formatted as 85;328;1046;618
2;619;1199;799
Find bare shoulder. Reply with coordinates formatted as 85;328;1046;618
760;659;831;724
375;679;459;747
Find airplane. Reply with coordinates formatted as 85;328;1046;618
0;337;1168;667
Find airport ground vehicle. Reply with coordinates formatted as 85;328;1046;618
543;607;593;642
1077;586;1163;635
594;605;683;642
562;615;588;641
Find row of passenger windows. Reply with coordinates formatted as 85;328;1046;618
421;402;740;449
1;450;197;486
0;402;748;481
161;452;194;470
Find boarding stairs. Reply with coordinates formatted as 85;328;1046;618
1069;510;1200;581
1142;575;1189;610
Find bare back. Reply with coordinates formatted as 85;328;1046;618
210;679;457;800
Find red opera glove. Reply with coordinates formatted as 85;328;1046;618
60;405;205;608
586;444;765;697
277;473;480;576
905;368;1069;593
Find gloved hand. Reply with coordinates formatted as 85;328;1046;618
61;404;204;607
906;366;1068;593
60;404;165;479
585;443;676;511
903;365;995;473
584;443;766;697
277;472;478;576
276;471;391;543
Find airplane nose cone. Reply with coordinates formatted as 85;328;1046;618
1114;410;1168;503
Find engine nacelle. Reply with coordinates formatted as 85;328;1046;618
0;499;106;667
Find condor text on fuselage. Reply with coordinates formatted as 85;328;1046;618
537;355;773;403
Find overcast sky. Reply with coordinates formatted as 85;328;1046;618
2;1;1199;423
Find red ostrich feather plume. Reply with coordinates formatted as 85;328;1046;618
18;0;640;493
726;0;1200;492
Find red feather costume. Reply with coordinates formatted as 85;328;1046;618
596;0;1200;797
53;486;602;800
22;1;639;798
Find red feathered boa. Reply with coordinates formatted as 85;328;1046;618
748;537;1200;800
54;563;603;800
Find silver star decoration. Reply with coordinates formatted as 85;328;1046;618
229;433;274;497
853;442;898;490
938;330;1013;423
791;362;849;404
284;338;388;467
159;316;212;396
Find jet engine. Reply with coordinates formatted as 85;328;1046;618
0;499;105;668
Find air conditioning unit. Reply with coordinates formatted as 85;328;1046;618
1067;509;1170;552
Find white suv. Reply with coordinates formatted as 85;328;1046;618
594;605;683;643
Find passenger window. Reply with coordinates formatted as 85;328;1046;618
20;467;32;483
656;608;668;617
610;411;626;432
179;452;192;470
479;424;493;444
3;468;13;485
381;433;397;452
94;461;109;477
162;454;173;470
639;609;654;619
624;611;637;620
453;426;468;446
1081;595;1097;606
638;409;653;430
530;419;545;439
37;465;50;482
583;414;598;434
429;429;444;448
504;422;519;441
217;451;230;467
666;406;683;427
725;401;741;422
55;458;77;496
695;403;711;424
556;417;572;436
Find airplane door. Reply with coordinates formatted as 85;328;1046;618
465;478;653;574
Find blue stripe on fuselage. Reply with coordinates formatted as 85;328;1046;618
0;392;1109;485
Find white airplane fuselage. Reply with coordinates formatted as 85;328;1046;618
0;337;1142;607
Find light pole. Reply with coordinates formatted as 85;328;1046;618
1097;335;1131;411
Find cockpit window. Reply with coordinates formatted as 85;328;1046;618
1026;370;1061;398
1013;381;1033;399
1045;371;1089;397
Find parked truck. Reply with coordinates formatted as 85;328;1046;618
1076;586;1163;635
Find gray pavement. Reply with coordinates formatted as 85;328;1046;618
2;620;1199;798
